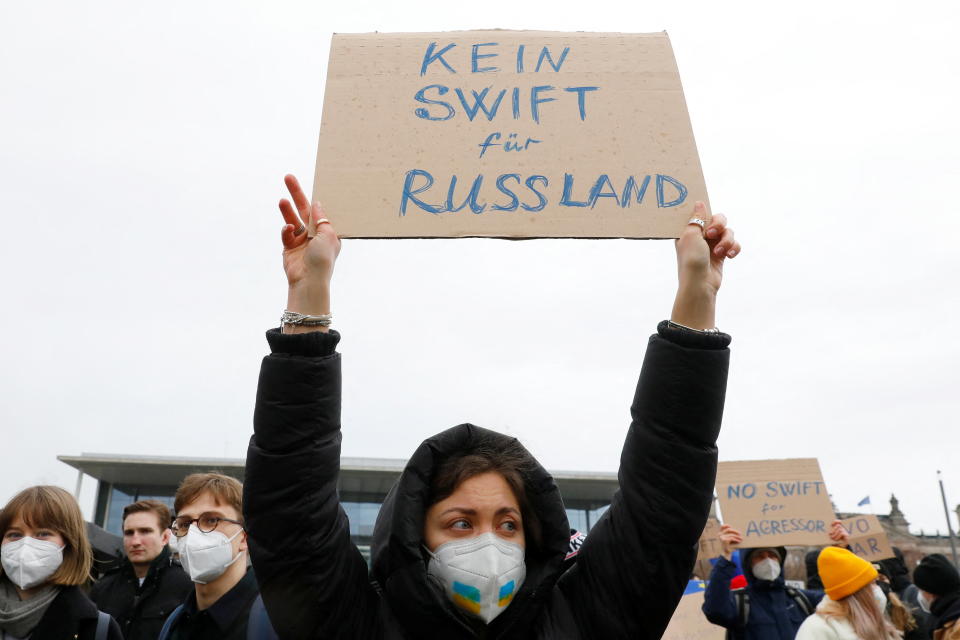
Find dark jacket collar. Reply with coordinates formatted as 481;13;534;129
29;586;99;636
119;545;174;585
931;590;960;628
369;424;570;638
182;567;258;632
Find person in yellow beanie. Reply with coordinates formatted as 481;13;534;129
795;547;900;640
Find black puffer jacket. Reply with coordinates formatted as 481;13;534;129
244;323;730;639
91;545;192;640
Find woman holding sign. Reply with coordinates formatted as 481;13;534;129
242;174;740;639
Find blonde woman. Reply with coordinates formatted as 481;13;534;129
796;547;900;640
0;486;122;640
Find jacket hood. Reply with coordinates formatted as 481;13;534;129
742;546;788;589
879;547;912;594
805;549;824;590
370;424;570;636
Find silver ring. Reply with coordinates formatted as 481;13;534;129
316;218;330;225
293;224;306;236
687;217;706;231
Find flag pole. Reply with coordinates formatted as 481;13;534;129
938;470;960;569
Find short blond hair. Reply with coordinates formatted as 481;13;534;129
0;486;93;586
174;473;243;520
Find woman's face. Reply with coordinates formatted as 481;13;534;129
2;514;66;548
423;472;525;553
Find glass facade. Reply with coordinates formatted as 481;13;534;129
343;501;381;541
565;504;610;534
91;476;613;563
98;483;176;535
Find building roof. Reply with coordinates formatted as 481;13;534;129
58;453;619;507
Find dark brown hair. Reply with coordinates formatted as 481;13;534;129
122;500;172;531
428;436;542;550
174;473;243;520
0;486;93;586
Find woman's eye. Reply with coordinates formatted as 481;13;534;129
36;530;55;538
450;520;471;530
3;532;21;541
499;521;518;532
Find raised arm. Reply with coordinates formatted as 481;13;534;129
244;176;378;639
558;203;740;638
702;525;745;628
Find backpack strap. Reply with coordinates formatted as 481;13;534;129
247;594;279;640
726;589;750;640
785;587;813;616
95;611;111;640
158;604;185;640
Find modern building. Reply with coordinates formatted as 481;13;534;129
58;452;620;562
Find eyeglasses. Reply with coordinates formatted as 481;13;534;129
170;512;243;537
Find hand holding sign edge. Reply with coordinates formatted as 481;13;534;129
719;524;743;561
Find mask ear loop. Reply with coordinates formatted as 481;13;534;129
224;527;246;567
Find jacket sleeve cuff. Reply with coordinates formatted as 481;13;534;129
711;555;737;577
265;328;340;357
657;320;732;350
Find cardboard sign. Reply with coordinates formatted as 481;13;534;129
314;31;710;238
715;459;835;547
695;517;724;578
841;514;895;562
663;580;726;640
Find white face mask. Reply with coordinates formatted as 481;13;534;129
917;590;932;614
178;524;244;584
1;537;65;590
872;584;888;612
751;557;781;582
425;533;526;624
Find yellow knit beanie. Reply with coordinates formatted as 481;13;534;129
818;546;878;600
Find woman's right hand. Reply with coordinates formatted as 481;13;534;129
719;524;743;560
278;174;341;333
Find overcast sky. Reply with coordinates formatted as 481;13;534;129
2;0;958;537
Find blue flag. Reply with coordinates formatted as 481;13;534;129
857;496;871;507
684;579;707;595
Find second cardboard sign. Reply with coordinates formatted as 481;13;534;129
715;458;835;547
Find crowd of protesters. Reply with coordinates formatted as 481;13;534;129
1;175;958;639
699;523;960;640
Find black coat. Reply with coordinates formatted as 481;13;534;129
932;591;960;636
244;323;731;639
91;545;192;640
28;585;123;640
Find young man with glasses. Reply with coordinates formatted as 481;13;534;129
158;473;276;640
